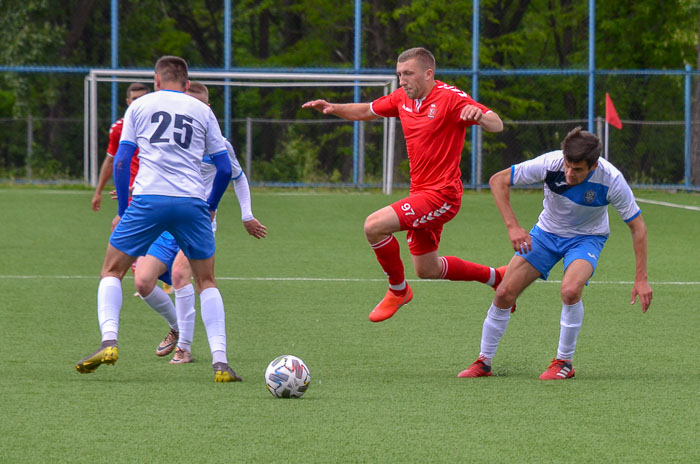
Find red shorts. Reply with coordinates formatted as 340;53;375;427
390;190;461;255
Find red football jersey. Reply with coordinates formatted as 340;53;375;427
371;80;490;194
106;118;140;186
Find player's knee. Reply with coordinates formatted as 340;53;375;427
363;214;380;241
560;284;582;305
171;267;191;288
494;283;517;308
133;274;156;297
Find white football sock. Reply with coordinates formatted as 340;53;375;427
174;284;196;351
212;350;227;364
140;285;178;330
200;287;227;363
479;302;512;361
97;276;122;342
557;300;584;360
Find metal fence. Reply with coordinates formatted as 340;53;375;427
0;114;694;190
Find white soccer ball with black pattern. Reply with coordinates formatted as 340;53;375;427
264;355;310;398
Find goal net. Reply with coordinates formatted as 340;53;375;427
84;69;398;193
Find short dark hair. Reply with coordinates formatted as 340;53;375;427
561;126;602;167
397;47;436;71
187;81;209;104
155;56;188;86
126;82;149;99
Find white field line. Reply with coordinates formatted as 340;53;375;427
636;198;700;211
0;275;698;285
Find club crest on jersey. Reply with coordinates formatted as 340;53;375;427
427;104;437;119
584;190;596;204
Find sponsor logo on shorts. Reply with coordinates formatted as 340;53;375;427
412;202;452;227
587;252;598;260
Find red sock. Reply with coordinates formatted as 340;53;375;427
439;256;491;283
371;235;406;295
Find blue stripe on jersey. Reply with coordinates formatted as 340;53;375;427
624;209;642;223
545;170;609;207
202;150;228;164
232;171;243;180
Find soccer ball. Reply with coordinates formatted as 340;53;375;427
264;355;310;398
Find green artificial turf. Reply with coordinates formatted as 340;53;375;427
0;186;697;463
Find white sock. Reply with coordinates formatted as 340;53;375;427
479;302;512;361
140;285;178;330
97;276;122;342
175;284;196;351
200;287;227;363
212;350;227;364
557;300;584;360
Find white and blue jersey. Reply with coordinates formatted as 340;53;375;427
511;150;641;238
201;139;243;194
111;89;229;260
120;89;227;201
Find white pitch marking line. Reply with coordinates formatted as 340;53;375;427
637;198;700;211
0;275;698;285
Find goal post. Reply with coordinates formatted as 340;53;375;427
84;69;398;193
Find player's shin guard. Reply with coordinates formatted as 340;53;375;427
97;276;122;342
370;235;406;293
439;256;492;284
200;287;227;360
175;284;196;351
557;301;584;360
141;285;178;329
479;302;512;360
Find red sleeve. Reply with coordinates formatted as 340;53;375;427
370;90;402;118
106;120;122;156
452;91;491;126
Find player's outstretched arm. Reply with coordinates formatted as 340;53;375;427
489;168;531;254
302;100;378;121
92;155;115;211
626;215;653;313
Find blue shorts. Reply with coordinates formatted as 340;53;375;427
516;225;607;280
110;195;215;260
146;231;180;285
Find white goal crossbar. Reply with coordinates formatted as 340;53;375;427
84;69;398;193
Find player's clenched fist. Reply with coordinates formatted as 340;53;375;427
460;104;483;122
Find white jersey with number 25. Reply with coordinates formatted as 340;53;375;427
120;89;227;201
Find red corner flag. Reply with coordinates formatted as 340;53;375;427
605;93;622;130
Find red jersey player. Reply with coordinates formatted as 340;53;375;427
91;82;150;213
303;47;507;322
